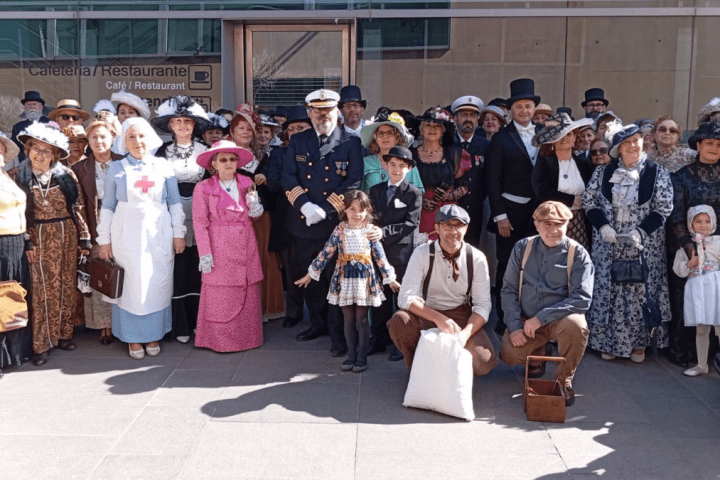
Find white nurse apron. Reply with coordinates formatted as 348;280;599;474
110;157;174;316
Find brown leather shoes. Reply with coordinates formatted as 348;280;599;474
527;343;552;378
560;384;575;407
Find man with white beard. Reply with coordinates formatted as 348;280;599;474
11;91;49;161
282;89;369;357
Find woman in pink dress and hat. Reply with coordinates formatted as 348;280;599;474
192;140;265;352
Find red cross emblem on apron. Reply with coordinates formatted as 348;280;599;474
134;176;155;193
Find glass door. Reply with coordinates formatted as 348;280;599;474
244;24;353;111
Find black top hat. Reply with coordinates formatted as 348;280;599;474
381;146;416;167
21;91;45;106
488;98;507;109
507;79;541;108
582;88;609;107
339;85;367;109
556;107;574;120
282;105;312;130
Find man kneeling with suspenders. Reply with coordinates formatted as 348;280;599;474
499;201;594;406
388;205;498;376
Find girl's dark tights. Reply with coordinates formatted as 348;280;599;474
341;305;370;363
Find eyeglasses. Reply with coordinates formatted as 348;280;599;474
585;102;605;110
29;146;54;159
216;157;238;164
590;148;608;156
286;125;307;134
59;114;82;121
375;129;397;138
439;222;467;232
657;126;680;135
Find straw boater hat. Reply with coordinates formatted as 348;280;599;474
697;97;720;126
110;89;151;119
534;104;553;116
0;132;20;162
360;108;414;149
195;140;254;171
688;121;720;150
17;121;70;159
48;99;90;122
151;95;211;135
532;112;593;147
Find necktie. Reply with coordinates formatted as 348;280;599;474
386;185;397;205
319;134;328;146
440;246;462;282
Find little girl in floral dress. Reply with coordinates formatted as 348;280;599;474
296;190;399;372
672;205;720;377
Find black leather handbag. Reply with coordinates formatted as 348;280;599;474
610;243;647;284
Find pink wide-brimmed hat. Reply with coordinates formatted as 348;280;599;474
196;140;254;170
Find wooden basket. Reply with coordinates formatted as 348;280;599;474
524;355;566;423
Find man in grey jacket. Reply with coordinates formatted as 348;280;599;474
499;201;594;406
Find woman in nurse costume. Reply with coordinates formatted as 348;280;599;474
97;118;187;359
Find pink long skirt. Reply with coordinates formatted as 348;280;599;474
195;283;263;352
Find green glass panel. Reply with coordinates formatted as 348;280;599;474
168;19;199;53
0;20;47;59
202;19;222;53
56;19;79;56
357;18;450;50
85;19;158;56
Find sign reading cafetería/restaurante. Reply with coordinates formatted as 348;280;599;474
5;60;221;114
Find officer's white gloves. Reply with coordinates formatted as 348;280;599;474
600;225;617;244
300;202;327;226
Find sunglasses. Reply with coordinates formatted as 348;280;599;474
216;157;238;164
59;114;82;121
590;147;608;156
657;126;680;135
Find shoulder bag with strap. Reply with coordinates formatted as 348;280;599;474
518;236;576;302
422;242;474;306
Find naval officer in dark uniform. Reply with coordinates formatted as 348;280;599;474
282;89;369;356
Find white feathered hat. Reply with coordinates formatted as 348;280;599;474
17;121;70;159
151;95;211;136
110;89;151;119
93;99;116;115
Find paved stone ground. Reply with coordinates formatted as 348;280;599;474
2;318;720;480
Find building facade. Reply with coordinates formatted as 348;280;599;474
0;1;718;129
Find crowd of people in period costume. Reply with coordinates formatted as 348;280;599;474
2;81;720;409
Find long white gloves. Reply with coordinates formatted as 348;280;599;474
600;225;617;244
199;254;214;274
300;202;326;226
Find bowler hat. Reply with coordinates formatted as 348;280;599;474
506;78;540;108
488;98;507;109
381;146;416;167
435;204;470;225
581;88;609;108
21;91;45;106
282;105;312;130
338;85;367;109
556;107;574;120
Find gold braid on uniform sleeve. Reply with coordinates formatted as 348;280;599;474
327;193;345;213
286;186;305;206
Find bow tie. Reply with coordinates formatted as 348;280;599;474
516;124;534;135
